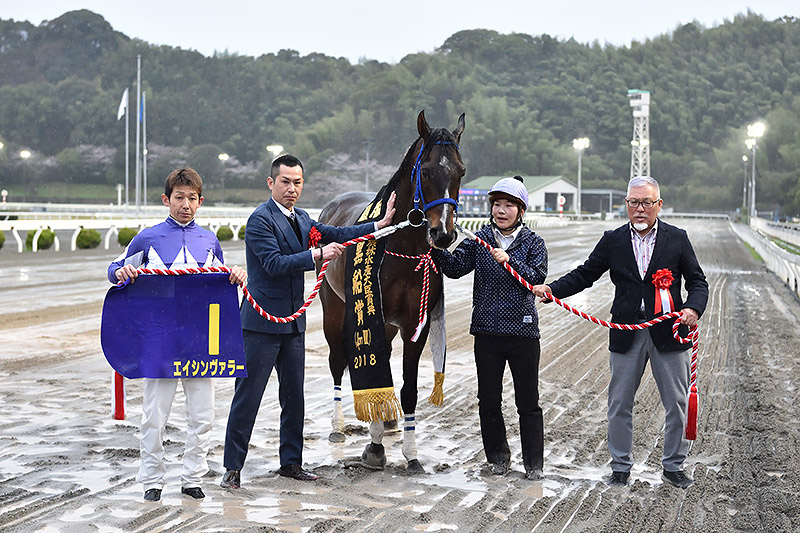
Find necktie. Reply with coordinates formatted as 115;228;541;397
287;213;302;242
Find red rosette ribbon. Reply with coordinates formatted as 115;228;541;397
651;268;675;314
308;226;322;249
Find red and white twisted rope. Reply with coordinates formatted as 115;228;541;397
385;249;439;342
457;224;700;439
124;222;411;325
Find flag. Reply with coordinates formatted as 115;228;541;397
101;273;247;379
117;87;128;120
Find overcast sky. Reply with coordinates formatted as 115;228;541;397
2;1;798;64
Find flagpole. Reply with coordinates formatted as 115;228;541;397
143;91;147;207
124;88;129;206
135;55;141;212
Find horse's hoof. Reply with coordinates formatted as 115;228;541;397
406;459;425;474
328;432;345;443
361;443;386;470
383;420;399;432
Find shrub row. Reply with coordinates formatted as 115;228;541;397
7;224;246;252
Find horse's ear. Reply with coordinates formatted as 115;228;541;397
417;110;431;140
452;113;466;143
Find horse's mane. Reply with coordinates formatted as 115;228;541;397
379;127;459;203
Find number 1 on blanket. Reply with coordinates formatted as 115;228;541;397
208;303;220;355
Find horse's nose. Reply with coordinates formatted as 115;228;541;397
429;225;457;249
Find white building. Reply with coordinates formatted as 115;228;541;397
459;175;578;214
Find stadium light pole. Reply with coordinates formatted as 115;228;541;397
218;153;229;204
741;155;748;216
572;137;590;219
19;150;31;202
746;122;765;219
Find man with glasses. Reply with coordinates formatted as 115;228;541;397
533;176;708;489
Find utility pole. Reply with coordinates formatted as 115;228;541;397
364;139;372;192
628;89;650;178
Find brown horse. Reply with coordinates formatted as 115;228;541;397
318;110;465;473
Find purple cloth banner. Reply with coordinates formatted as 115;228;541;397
101;273;246;379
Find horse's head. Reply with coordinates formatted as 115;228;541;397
410;110;466;249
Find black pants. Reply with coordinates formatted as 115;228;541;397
474;334;543;471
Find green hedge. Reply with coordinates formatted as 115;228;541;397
238;225;246;240
0;231;5;250
25;229;55;250
118;227;138;247
76;228;101;249
216;226;234;241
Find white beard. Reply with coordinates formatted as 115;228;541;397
633;222;649;232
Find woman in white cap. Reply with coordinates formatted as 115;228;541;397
431;176;548;479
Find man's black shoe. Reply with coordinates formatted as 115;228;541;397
489;461;510;476
220;470;240;489
662;469;694;489
278;464;319;481
181;486;205;499
143;488;162;501
607;471;630;486
525;466;543;480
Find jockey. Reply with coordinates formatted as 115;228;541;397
431;175;548;480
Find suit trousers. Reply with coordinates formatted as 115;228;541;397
224;330;306;471
608;327;691;473
137;377;214;490
474;334;544;471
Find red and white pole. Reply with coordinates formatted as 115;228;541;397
112;371;125;420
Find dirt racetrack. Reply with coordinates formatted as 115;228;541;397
0;218;799;532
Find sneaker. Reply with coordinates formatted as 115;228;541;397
143;488;162;501
181;486;205;499
220;470;240;489
607;471;630;486
489;461;510;476
525;467;543;480
662;469;693;489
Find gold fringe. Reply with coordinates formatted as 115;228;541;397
427;371;445;406
353;387;401;422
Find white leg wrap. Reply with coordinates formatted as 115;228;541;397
369;420;384;444
402;414;418;461
332;385;345;433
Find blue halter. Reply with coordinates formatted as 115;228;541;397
411;140;460;221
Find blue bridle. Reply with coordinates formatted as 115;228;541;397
410;140;460;224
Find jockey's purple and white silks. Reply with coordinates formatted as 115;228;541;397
108;216;225;283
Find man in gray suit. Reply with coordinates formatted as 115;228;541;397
222;154;395;487
534;176;708;489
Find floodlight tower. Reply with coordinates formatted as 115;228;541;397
628;89;650;178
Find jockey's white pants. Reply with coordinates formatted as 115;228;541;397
137;377;214;491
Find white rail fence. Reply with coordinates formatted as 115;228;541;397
750;217;800;249
731;220;800;299
0;203;323;253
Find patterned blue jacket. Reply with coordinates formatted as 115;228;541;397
431;224;548;338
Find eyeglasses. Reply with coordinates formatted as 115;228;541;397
625;198;661;209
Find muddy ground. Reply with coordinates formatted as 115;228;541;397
0;218;798;532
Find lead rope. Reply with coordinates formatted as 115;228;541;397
385;249;438;342
120;221;411;325
456;224;700;440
